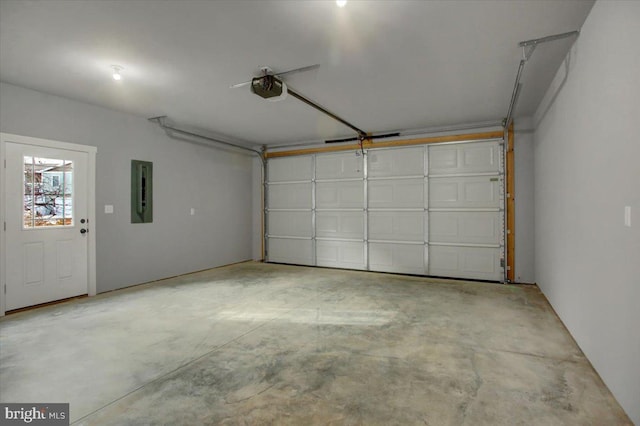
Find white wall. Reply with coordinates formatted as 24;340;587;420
533;1;640;423
0;82;254;293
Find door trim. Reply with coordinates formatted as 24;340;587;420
0;133;97;316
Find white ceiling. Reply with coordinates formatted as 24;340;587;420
0;0;594;147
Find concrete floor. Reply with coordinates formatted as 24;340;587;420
0;262;631;425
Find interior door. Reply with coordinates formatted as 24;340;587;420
4;142;89;310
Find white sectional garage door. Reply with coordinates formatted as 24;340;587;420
266;139;504;281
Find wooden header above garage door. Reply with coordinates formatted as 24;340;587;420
265;131;504;159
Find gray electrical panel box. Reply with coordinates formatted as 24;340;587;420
131;160;153;223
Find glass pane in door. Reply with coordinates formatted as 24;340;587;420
23;156;74;228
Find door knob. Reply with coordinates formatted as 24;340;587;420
80;229;87;234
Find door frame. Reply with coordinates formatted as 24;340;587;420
0;133;97;316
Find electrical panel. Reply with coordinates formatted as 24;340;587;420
131;160;153;223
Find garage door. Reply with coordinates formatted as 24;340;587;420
266;139;504;281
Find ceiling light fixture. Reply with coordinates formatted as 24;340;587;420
111;65;123;81
336;0;347;8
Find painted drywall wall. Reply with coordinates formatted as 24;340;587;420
0;82;254;293
533;1;640;423
514;119;535;283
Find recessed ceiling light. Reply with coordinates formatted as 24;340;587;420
111;65;123;81
336;0;347;8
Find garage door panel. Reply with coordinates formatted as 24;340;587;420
462;144;499;172
429;147;459;173
368;147;424;177
429;246;501;281
430;212;501;245
268;211;312;238
316;240;365;270
368;178;425;209
316;152;363;179
316;181;364;209
268;238;314;266
429;141;499;175
429;181;458;204
316;211;364;240
369;211;425;242
429;176;500;208
268;156;313;182
369;243;425;274
269;183;312;209
465;181;496;203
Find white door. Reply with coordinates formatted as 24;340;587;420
4;142;89;310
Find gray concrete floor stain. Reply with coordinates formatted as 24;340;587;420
0;262;632;425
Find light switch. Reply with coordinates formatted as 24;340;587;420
624;206;631;227
105;204;114;214
190;208;195;216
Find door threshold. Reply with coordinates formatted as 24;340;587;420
5;294;88;315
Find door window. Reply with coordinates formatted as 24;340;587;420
23;156;73;228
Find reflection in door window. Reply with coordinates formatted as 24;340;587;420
23;156;73;228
